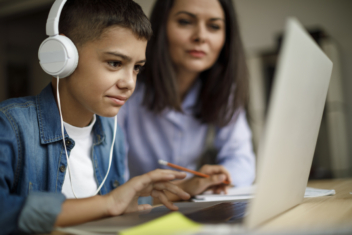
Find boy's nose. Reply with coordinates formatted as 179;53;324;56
116;69;135;91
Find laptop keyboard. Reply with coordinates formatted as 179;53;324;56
185;201;248;224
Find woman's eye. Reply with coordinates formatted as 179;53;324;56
209;24;221;30
134;65;144;73
178;19;191;26
108;61;122;68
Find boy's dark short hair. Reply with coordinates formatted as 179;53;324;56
59;0;152;47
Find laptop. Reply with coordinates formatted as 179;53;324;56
245;17;332;229
62;18;333;233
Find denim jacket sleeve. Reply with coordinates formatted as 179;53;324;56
0;109;66;234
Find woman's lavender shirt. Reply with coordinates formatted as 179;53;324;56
118;81;256;187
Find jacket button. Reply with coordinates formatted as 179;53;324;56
113;180;120;188
60;165;66;173
65;139;71;146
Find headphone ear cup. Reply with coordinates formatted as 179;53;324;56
38;35;79;78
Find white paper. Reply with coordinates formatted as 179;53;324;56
304;187;336;198
192;186;335;202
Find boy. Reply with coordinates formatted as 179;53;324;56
0;0;190;234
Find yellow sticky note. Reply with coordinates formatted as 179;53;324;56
119;212;202;235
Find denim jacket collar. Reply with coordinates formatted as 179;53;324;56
36;84;105;145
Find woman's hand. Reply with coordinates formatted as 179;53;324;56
104;169;191;216
178;164;232;196
153;164;232;204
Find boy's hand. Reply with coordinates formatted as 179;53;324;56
104;169;190;216
176;164;232;197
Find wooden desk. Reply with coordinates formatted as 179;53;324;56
258;179;352;233
53;179;352;234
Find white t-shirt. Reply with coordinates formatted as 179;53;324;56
62;115;97;198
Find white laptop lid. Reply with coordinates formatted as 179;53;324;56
245;18;333;229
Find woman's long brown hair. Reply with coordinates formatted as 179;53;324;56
141;0;248;127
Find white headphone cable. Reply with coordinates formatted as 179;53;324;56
56;76;116;198
56;76;78;198
95;114;116;195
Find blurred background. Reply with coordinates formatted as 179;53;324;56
0;0;351;179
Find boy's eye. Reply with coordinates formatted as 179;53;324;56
134;65;144;73
178;19;192;26
108;61;122;68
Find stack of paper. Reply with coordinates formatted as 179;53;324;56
304;187;336;198
192;186;335;202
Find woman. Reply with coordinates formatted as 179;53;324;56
118;0;255;200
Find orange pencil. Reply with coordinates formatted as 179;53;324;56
158;159;231;185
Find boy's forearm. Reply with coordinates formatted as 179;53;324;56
54;195;111;227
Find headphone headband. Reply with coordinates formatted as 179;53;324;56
46;0;67;36
39;0;78;78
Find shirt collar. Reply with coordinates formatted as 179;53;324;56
36;84;105;145
63;114;96;139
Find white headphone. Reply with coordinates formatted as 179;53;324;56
38;0;78;78
39;0;117;198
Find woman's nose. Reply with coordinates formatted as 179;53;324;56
191;23;207;44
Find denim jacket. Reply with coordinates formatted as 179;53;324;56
0;84;125;234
